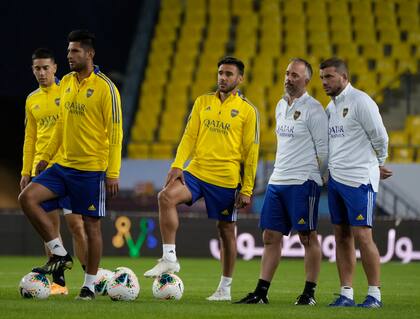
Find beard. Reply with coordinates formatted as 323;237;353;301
285;83;298;96
324;86;341;97
69;61;86;72
218;82;237;94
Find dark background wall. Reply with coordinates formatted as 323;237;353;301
0;0;143;175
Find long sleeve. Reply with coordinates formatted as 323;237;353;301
240;106;260;196
356;96;389;166
171;100;201;169
307;105;329;178
21;101;36;176
103;82;123;178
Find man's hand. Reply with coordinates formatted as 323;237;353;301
106;177;119;198
164;168;184;187
235;193;251;209
20;175;31;191
379;166;393;180
35;160;49;176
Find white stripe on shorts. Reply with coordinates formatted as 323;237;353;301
99;179;106;217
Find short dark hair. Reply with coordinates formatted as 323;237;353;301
320;57;349;76
290;58;313;80
217;56;245;75
67;29;95;49
32;48;55;62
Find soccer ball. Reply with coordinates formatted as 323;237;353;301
113;266;136;277
94;268;114;296
19;272;50;299
152;273;184;300
107;270;140;301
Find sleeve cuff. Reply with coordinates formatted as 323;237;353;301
171;163;184;169
240;188;252;197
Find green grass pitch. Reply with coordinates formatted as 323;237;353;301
0;256;419;319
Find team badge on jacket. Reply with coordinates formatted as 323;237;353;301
55;98;60;106
87;88;94;98
343;108;348;117
231;109;239;117
294;111;301;120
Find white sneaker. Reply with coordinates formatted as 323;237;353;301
206;288;231;301
144;258;180;278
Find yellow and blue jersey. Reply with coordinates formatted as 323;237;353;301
21;80;62;177
41;67;123;178
172;90;260;196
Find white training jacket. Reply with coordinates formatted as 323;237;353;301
269;92;329;186
326;83;389;192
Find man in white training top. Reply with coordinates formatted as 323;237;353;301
235;58;328;305
320;58;392;308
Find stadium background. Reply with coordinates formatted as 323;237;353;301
0;0;419;261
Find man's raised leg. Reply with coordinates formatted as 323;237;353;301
19;182;73;274
144;179;192;277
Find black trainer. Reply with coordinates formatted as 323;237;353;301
295;294;316;306
32;254;73;275
75;286;95;300
234;292;269;304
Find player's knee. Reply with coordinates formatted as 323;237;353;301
158;189;175;207
217;221;235;238
68;220;86;239
298;231;318;247
353;229;373;247
18;189;35;207
82;216;101;235
335;227;353;244
298;232;310;246
263;230;282;246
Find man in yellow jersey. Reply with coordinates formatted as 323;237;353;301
19;30;123;301
144;56;260;301
20;48;87;296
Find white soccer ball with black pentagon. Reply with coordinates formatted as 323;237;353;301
19;272;50;299
152;273;184;300
94;268;114;296
107;270;140;301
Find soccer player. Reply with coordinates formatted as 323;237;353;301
319;58;392;308
144;56;260;301
18;30;123;300
235;58;328;305
20;48;88;295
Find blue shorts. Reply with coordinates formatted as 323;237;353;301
259;180;320;235
184;171;239;222
328;176;376;227
32;163;106;217
41;196;72;214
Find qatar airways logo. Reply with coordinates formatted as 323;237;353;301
329;125;345;138
39;114;59;128
65;101;86;116
203;118;231;135
276;124;294;137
